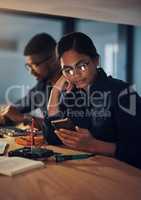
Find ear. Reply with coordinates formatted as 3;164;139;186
93;56;99;67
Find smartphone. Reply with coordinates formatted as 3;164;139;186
8;147;54;159
51;118;76;131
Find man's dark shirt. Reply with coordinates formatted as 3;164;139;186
15;79;52;119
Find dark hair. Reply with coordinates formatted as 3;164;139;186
57;32;99;59
24;33;56;56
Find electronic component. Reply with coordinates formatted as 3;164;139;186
55;153;95;162
0;127;26;137
8;147;54;160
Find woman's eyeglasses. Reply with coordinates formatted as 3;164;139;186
62;60;89;77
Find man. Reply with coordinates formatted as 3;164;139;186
0;33;61;128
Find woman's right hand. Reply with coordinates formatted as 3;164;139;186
47;76;66;116
53;75;73;93
47;76;73;116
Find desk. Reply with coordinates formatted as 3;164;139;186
0;137;141;200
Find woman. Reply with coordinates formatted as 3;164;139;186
47;32;141;168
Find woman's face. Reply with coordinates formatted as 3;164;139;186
60;50;98;90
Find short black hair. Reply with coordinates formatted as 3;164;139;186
57;32;99;59
24;33;56;56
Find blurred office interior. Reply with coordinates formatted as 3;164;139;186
0;10;140;105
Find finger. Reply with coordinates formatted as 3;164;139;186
59;128;77;135
56;133;78;148
55;131;63;141
75;126;89;134
65;81;73;93
55;130;78;142
58;129;80;141
58;128;88;139
59;136;77;146
62;141;77;149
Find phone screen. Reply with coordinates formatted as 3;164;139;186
51;118;75;131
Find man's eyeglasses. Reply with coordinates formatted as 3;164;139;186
25;55;52;71
62;60;90;77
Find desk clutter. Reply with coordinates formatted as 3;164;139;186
0;156;44;176
0;127;26;137
8;147;54;160
0;126;44;146
0;146;95;176
15;135;44;146
0;141;8;155
0;120;96;176
0;138;95;176
0;126;42;137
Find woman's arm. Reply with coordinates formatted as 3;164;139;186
55;127;116;156
47;76;73;116
47;76;65;116
47;87;61;116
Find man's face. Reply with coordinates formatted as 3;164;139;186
25;53;58;81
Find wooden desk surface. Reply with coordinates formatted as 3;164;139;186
0;137;141;200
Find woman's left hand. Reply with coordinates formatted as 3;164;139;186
55;126;96;152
